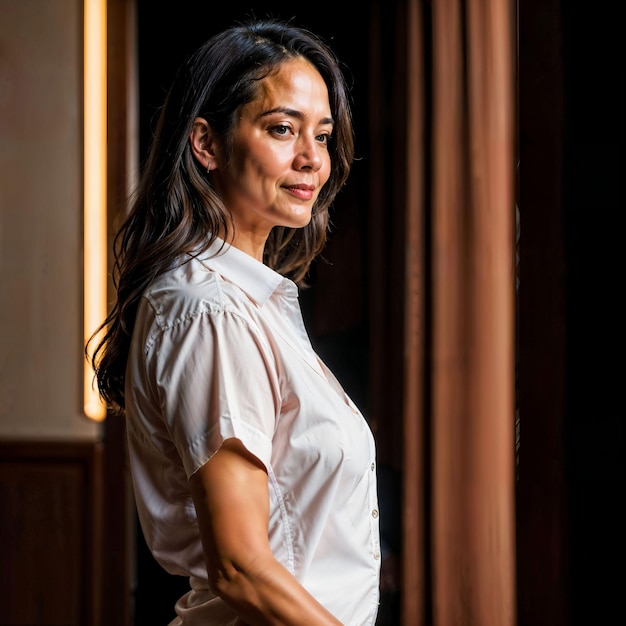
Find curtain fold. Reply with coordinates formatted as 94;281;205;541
401;0;517;624
402;0;428;622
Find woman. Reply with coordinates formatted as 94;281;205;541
89;18;381;625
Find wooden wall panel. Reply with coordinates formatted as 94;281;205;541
0;441;102;626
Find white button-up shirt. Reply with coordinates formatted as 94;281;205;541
126;238;381;625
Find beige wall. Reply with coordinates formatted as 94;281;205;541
0;0;100;440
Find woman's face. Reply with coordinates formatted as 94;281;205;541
212;58;333;245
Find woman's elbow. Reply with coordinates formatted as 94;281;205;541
207;556;261;608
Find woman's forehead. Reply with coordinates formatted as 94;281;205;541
246;59;331;120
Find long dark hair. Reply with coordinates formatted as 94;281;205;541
87;18;355;413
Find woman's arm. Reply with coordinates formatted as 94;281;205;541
189;437;343;626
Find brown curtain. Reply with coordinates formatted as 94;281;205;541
397;0;517;624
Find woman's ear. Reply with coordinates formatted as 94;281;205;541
189;117;218;172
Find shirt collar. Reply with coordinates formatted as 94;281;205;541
196;237;294;306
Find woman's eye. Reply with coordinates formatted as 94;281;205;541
271;124;290;136
316;133;331;144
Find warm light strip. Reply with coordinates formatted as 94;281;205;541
83;0;107;421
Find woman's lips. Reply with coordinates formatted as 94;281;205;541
283;184;315;200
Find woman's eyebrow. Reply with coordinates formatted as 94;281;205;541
259;106;334;126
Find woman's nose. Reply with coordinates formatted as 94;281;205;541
294;137;323;171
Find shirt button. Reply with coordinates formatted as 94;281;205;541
374;551;380;560
370;462;375;471
372;509;379;519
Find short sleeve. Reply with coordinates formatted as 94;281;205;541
148;308;280;477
